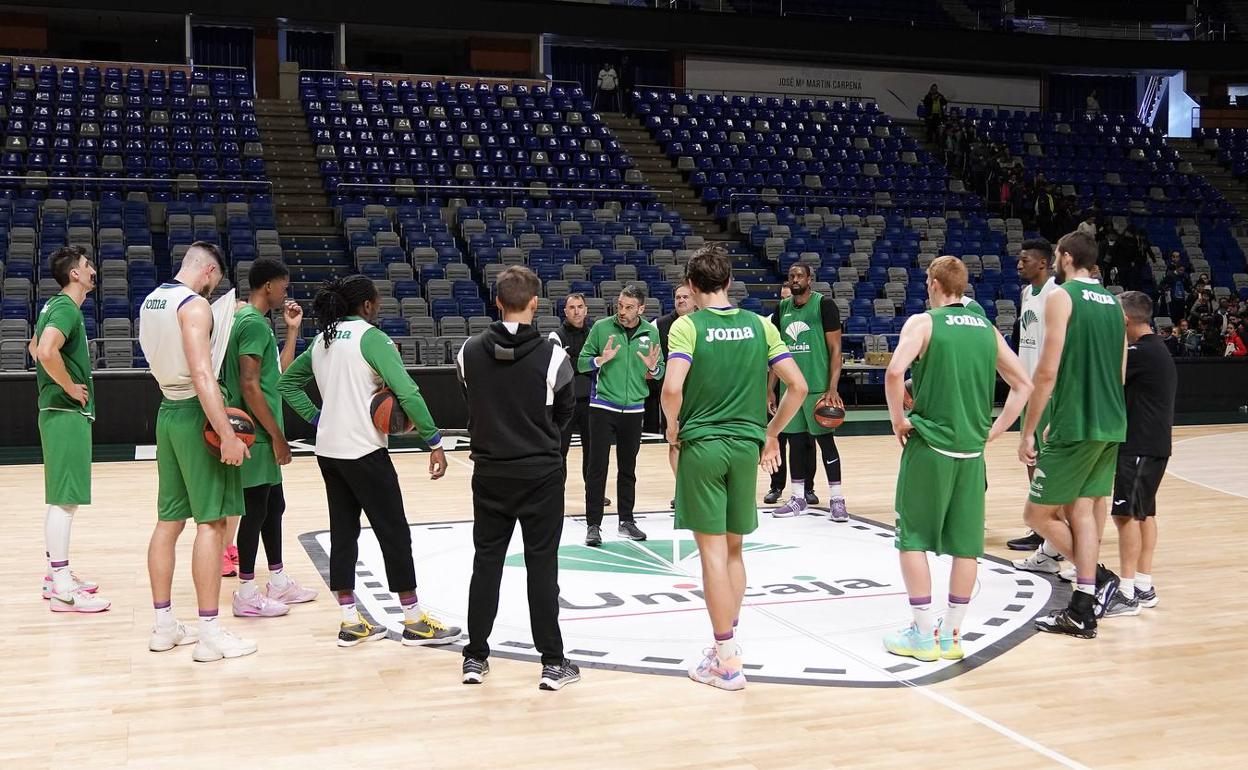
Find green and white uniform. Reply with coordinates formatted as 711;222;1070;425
221;304;284;489
278;317;442;458
577;316;664;413
773;292;841;436
1029;278;1127;505
959;295;987;318
895;306;998;557
1018;277;1057;451
139;282;243;524
35;293;94;505
669;306;790;535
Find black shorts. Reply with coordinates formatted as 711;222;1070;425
1112;454;1169;520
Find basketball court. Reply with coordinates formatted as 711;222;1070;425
2;425;1244;768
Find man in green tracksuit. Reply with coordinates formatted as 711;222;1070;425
577;284;664;547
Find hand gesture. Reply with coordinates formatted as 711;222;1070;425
429;447;448;480
892;417;913;448
639;343;661;372
759;435;780;474
283;299;304;330
219;435;250;467
68;382;89;408
1018;433;1037;466
598;335;620;366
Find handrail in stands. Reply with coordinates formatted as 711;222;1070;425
297;68;563;89
634;82;877;106
727;190;948;217
332;181;677;206
0;175;272;191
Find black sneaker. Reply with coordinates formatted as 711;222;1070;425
618;521;647;541
539;659;581;690
462;657;489;684
763;488;784;505
585;525;602;547
1035;592;1097;639
1103;589;1141;618
1007;530;1045;551
1094;564;1120;619
804;490;820;506
1135;586;1158;608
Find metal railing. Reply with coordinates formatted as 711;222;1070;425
727;190;948;217
634;83;877;106
0;175;272;195
332;181;677;208
298;68;575;90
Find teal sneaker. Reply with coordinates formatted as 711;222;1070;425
883;623;939;662
937;620;964;660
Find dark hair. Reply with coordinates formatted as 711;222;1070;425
49;245;90;288
619;283;646;304
247;257;290;290
1055;231;1098;270
189;241;227;275
1119;291;1153;325
1019;238;1053;261
496;265;541;313
314;274;377;348
685;245;733;294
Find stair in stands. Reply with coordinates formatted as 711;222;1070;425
255;98;339;234
1169;137;1248;218
898;117;977;203
600;112;735;242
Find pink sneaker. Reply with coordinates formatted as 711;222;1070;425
221;552;237;577
226;545;240;566
232;590;289;618
266;579;318;605
688;648;746;691
42;573;99;599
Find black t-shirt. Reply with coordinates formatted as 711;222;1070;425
1123;334;1177;457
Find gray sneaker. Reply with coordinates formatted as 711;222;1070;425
828;496;849;522
618;521;647;541
770;495;807;518
1103;589;1141;618
585;525;602;547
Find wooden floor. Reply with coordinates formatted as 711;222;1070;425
2;425;1245;769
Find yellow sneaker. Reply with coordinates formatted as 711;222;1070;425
883;623;939;662
402;612;463;646
338;617;388;647
939;626;964;660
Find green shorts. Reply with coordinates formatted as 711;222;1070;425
156;398;244;524
1028;439;1117;506
782;391;834;437
240;438;282;489
39;410;92;506
894;436;985;558
1022;400;1054;454
674;438;760;536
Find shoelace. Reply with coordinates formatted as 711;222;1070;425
420;614;448;632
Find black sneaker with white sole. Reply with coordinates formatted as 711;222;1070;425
804;490;820;506
1094;564;1120;620
618;521;647;541
1135;586;1158;608
585;525;602;547
1103;589;1141;618
539;659;581;690
462;657;489;684
1007;530;1045;551
1035;592;1097;639
763;488;783;505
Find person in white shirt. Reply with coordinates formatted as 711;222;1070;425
1086;90;1101;117
596;63;620;111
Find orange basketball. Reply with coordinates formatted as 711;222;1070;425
370;388;413;435
813;396;846;430
203;407;257;456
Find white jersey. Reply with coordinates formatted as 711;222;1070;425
308;319;389;460
138;282;235;400
1017;276;1058;377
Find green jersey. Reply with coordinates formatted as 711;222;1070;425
34;293;95;419
221;304;283;443
909;306;998;455
668;307;790;445
1048;278;1127;444
959;295;987;318
773;292;840;393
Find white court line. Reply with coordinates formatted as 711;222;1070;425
1165;430;1248;500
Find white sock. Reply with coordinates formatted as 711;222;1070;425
790;479;806;499
269;565;291;589
340;601;359;624
945;598;970;634
154;605;175;629
45;505;76;592
1135;572;1153;591
1118;578;1135;599
238;579;259;599
714;635;736;661
1040;540;1061;559
911;600;935;636
401;598;423;623
1075;581;1096;596
829;483;843;498
199;613;220;637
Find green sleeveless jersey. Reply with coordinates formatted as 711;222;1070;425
668;307;790;445
1048;278;1127;444
775;292;834;392
909;306;998;454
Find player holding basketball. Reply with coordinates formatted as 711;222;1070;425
278;274;461;648
220;257;318;618
767;263;849;521
884;256;1032;662
139;242;255;662
662;245;807;690
1021;231;1127;639
30;246;108;612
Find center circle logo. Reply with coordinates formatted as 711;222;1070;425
301;512;1057;687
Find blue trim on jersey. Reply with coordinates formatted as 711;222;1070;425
668;352;693;363
768;352;793;366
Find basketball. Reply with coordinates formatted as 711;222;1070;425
813;397;846;430
203;407;256;456
370;388;413;435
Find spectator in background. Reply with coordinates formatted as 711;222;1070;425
922;83;947;143
1199;317;1225;357
1056;197;1080;242
1226;323;1247;357
1177;318;1199;357
1034;181;1058;243
1086;89;1101;117
595;63;620;112
1160;263;1190;321
1159;324;1181;357
1189;291;1213;326
1077;214;1098;239
619;55;635;116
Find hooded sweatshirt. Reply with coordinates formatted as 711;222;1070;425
456;321;575;477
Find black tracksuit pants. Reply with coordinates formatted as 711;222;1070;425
559;397;591;483
585;408;642;526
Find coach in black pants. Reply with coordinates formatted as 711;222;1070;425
553;293;592;480
456;266;580;690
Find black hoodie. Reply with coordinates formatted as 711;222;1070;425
456;321;576;477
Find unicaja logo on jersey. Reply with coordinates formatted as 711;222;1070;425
784;321;813;353
1020;309;1039;330
704;326;757;342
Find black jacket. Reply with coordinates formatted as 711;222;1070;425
655;311;680;364
554;319;593;399
457;322;575;477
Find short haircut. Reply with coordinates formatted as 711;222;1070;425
685;245;733;293
619;283;646;304
928;255;969;298
496;265;541;313
1119;291;1153;325
189;241;227;274
49;245;90;288
1055;231;1098;270
247;257;290;290
564;292;586;307
1019;237;1053;261
788;262;814;278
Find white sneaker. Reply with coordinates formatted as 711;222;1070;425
1058;566;1076;583
49;588;111;613
149;621;198;652
192;628;258;662
1012;549;1062;574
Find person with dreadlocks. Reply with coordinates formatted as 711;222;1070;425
278;275;463;648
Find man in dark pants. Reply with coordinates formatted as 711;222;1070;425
654;284;695;503
553;294;593;480
764;284;814;504
456;266;581;691
578;284;664;546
